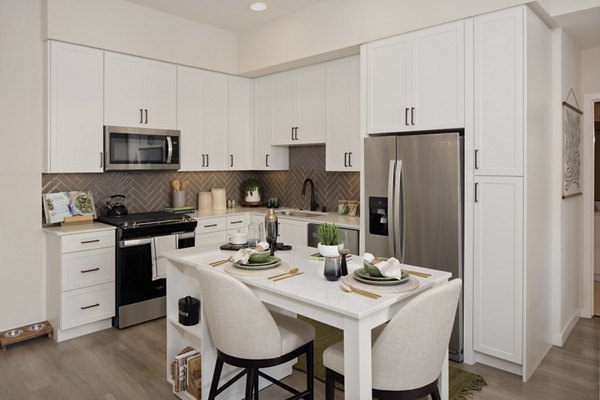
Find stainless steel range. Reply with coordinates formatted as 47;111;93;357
98;212;197;328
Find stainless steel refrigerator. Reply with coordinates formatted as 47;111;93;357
364;132;463;361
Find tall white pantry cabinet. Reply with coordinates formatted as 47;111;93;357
468;6;553;381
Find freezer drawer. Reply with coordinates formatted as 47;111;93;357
307;223;359;255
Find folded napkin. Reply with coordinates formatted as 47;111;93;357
255;242;270;251
233;248;254;264
375;257;403;279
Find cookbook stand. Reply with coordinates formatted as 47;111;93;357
62;215;94;225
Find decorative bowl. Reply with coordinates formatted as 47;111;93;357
249;249;271;263
363;257;388;277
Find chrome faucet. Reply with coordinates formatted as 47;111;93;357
301;178;319;211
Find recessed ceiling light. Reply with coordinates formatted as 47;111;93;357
250;2;267;12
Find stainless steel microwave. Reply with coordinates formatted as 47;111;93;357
104;126;180;171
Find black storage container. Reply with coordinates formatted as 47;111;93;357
178;296;200;326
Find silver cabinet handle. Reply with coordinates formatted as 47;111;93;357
405;108;409;126
474;149;479;169
144;109;148;124
411;107;415;125
474;183;479;203
81;239;100;244
265;154;270;167
348;152;353;167
81;303;100;310
80;267;100;273
140;109;143;124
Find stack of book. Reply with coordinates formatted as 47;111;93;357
171;346;201;399
165;206;196;214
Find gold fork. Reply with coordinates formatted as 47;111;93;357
209;257;233;267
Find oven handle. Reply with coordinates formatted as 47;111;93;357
151;237;158;281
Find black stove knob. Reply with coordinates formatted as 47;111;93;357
122;221;129;227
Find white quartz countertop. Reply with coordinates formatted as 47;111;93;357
42;222;115;236
191;207;360;229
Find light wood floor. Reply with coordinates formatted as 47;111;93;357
0;317;597;399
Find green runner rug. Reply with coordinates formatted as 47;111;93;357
295;316;486;400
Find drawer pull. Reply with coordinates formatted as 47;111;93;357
80;267;100;274
204;224;217;228
80;303;100;310
230;221;243;224
80;239;100;244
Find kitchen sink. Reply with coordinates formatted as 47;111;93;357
275;210;326;218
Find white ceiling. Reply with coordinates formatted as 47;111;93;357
123;0;328;33
553;6;600;49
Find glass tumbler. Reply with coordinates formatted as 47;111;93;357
248;222;262;248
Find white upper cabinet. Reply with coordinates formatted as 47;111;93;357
253;75;289;170
365;20;464;134
228;76;252;170
473;8;524;176
325;56;360;171
271;64;326;145
46;41;104;173
104;52;176;129
177;66;227;171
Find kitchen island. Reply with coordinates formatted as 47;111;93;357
165;245;451;400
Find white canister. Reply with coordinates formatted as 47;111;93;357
198;192;213;212
212;188;226;211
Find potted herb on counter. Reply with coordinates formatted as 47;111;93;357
317;223;341;257
241;178;262;206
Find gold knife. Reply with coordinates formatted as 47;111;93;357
403;269;431;278
347;283;381;299
273;272;304;282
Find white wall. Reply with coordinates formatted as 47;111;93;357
551;30;582;345
237;0;530;75
0;0;44;330
581;46;600;93
46;0;238;74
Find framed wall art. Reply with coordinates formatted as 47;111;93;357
562;89;583;199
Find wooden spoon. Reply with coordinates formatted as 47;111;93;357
268;267;299;280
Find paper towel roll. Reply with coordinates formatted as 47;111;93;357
211;188;226;211
197;192;212;212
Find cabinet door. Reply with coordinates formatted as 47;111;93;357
143;59;176;129
271;70;297;145
365;34;411;134
473;176;523;363
326;56;360;171
253;76;289;170
177;66;204;170
47;41;104;173
411;21;464;130
104;52;145;127
201;71;228;170
278;219;308;246
228;76;252;170
296;63;326;144
473;8;524;176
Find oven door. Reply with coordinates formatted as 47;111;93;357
117;238;166;307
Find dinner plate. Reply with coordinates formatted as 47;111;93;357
237;256;281;267
234;261;281;270
352;269;409;286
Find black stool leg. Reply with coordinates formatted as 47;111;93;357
431;386;441;400
325;368;336;400
254;368;259;400
306;343;314;400
245;368;256;400
209;357;224;400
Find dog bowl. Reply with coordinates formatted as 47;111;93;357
28;323;46;332
4;329;23;338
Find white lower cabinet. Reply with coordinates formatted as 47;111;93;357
44;225;116;342
195;216;227;247
473;177;523;364
277;218;308;246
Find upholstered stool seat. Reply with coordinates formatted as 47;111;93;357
323;279;462;400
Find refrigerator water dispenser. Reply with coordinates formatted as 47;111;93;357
368;197;388;236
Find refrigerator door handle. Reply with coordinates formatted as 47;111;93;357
396;160;406;262
388;160;396;257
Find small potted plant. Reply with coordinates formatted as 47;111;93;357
241;178;262;205
317;223;341;257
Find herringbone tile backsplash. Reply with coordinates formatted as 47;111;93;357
42;146;359;216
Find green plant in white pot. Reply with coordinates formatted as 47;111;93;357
241;179;262;205
317;223;341;257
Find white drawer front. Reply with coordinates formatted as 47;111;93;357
195;217;226;234
62;247;115;291
61;282;115;330
226;214;249;232
62;231;115;253
195;231;227;247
